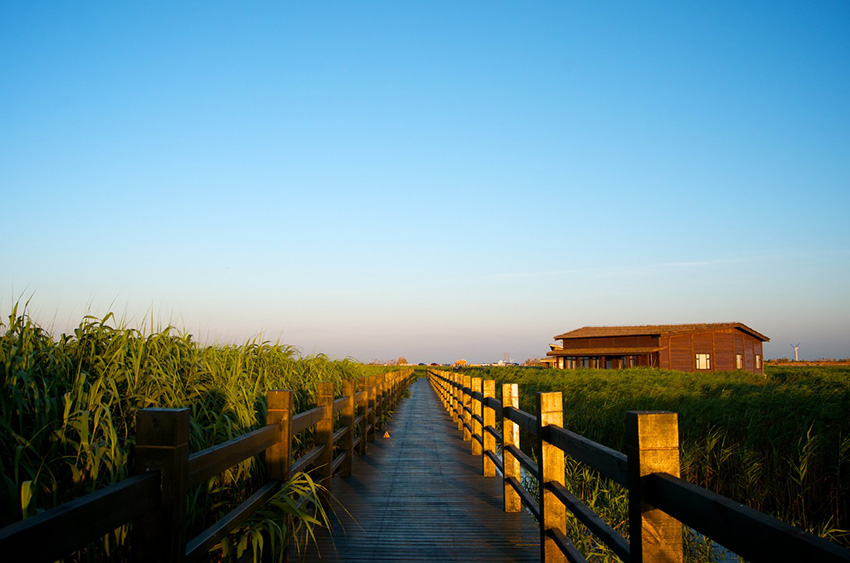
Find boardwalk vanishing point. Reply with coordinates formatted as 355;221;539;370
297;377;540;562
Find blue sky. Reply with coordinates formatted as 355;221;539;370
2;2;848;363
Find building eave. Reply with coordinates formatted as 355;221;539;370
547;347;660;357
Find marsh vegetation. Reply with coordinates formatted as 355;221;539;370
461;364;850;560
0;304;390;561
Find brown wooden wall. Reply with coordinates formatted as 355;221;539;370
658;328;764;375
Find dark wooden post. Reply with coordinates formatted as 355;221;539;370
451;374;460;425
537;392;566;563
384;373;392;410
502;383;521;512
382;374;388;423
462;375;472;441
266;390;293;563
471;377;483;455
626;411;682;563
267;390;293;481
384;372;390;411
482;379;496;477
374;375;382;431
444;373;451;415
358;378;368;455
133;408;190;563
383;373;390;419
367;376;377;442
317;382;334;496
342;380;355;476
378;374;385;429
456;373;463;427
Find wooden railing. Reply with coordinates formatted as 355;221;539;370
428;369;850;563
0;369;414;563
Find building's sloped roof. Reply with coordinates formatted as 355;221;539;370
554;323;769;342
547;347;660;357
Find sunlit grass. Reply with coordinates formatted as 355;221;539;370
461;364;850;558
0;302;389;561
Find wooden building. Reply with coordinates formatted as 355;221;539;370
546;323;769;375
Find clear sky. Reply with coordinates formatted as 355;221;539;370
2;2;848;363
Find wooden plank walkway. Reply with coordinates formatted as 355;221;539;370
294;377;540;562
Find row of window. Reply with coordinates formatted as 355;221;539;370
696;353;761;370
555;353;762;370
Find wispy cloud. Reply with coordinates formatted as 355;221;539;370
492;257;748;280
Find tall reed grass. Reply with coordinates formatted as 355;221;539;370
0;303;384;561
465;365;850;559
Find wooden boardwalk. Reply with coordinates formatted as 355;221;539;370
295;377;540;562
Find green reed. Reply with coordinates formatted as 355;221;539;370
0;303;386;561
462;364;850;558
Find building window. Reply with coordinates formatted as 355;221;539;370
696;353;711;370
756;355;762;369
736;354;743;369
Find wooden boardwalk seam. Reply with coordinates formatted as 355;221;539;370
296;377;539;562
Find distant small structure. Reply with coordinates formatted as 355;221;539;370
790;343;801;362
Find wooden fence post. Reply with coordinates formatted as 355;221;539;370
450;374;459;426
434;373;445;407
448;376;452;409
266;390;293;481
358;377;368;455
386;372;393;409
482;379;496;477
132;408;190;563
342;380;355;476
462;375;472;442
368;376;377;442
471;378;483;456
538;392;566;563
317;382;334;497
502;383;521;513
382;373;389;424
626;411;682;563
451;374;457;417
373;376;381;432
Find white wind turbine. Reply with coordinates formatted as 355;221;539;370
790;343;800;362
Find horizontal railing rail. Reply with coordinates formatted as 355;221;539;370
0;472;161;563
646;472;850;563
0;369;414;563
427;369;850;563
187;424;280;487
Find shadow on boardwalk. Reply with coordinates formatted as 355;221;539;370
294;377;539;562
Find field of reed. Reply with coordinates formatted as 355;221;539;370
462;364;850;560
0;303;390;561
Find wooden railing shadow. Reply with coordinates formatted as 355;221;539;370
428;369;850;563
0;369;414;562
